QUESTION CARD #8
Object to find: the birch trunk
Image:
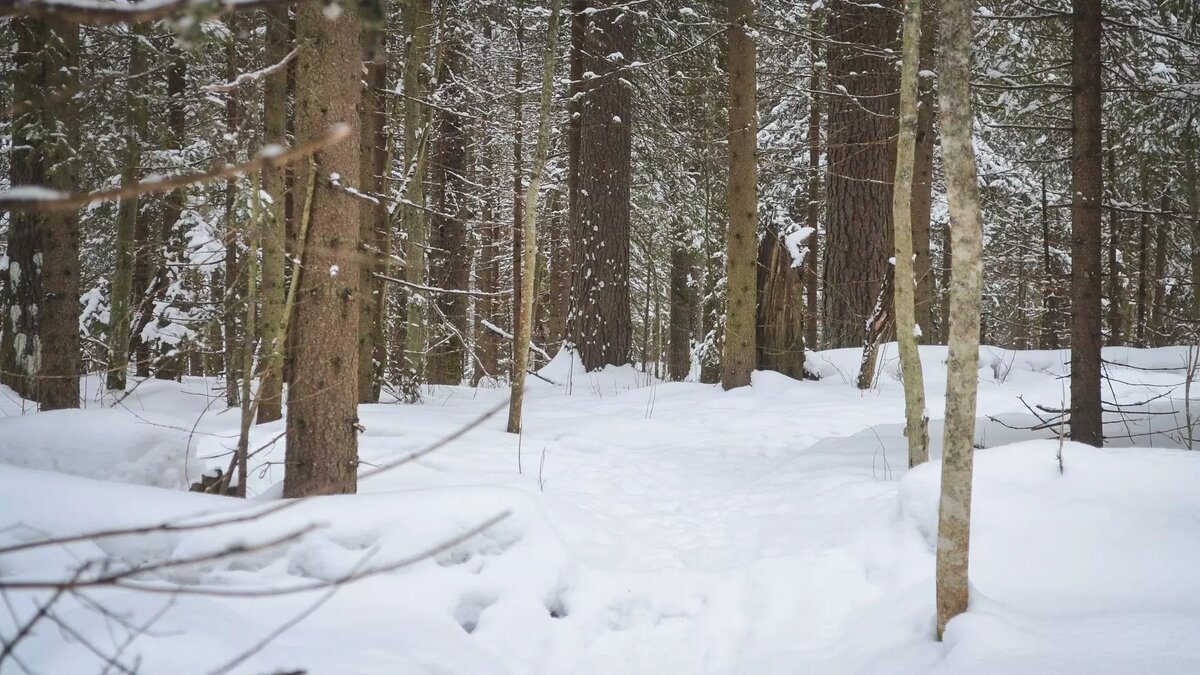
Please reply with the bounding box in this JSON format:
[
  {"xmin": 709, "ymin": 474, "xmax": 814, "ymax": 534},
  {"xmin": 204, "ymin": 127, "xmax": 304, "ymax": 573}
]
[
  {"xmin": 508, "ymin": 0, "xmax": 561, "ymax": 434},
  {"xmin": 935, "ymin": 0, "xmax": 984, "ymax": 639},
  {"xmin": 893, "ymin": 0, "xmax": 929, "ymax": 467}
]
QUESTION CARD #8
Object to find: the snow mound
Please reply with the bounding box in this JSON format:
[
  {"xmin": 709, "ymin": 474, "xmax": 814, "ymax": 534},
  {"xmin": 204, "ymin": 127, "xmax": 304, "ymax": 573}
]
[
  {"xmin": 0, "ymin": 408, "xmax": 204, "ymax": 489},
  {"xmin": 886, "ymin": 440, "xmax": 1200, "ymax": 674}
]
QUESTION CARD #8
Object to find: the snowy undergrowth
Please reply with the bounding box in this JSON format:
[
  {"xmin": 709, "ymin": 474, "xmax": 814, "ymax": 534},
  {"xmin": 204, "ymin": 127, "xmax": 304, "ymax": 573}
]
[{"xmin": 2, "ymin": 345, "xmax": 1200, "ymax": 673}]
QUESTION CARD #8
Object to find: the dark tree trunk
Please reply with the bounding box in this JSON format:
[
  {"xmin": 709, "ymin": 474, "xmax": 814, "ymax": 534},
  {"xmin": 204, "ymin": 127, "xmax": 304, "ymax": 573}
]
[
  {"xmin": 1069, "ymin": 0, "xmax": 1103, "ymax": 446},
  {"xmin": 823, "ymin": 0, "xmax": 900, "ymax": 348},
  {"xmin": 427, "ymin": 39, "xmax": 468, "ymax": 385},
  {"xmin": 569, "ymin": 0, "xmax": 634, "ymax": 371}
]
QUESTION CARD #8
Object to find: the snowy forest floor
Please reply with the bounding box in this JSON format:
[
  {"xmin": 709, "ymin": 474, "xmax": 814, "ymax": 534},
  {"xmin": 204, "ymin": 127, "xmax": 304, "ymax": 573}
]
[{"xmin": 3, "ymin": 345, "xmax": 1200, "ymax": 674}]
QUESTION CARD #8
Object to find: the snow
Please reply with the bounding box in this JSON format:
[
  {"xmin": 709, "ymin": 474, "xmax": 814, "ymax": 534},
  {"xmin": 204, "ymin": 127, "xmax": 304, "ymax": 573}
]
[{"xmin": 3, "ymin": 346, "xmax": 1200, "ymax": 673}]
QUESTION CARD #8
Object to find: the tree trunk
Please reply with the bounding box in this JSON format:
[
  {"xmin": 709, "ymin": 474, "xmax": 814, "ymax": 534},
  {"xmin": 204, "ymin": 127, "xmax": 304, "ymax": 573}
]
[
  {"xmin": 152, "ymin": 46, "xmax": 188, "ymax": 382},
  {"xmin": 756, "ymin": 223, "xmax": 805, "ymax": 380},
  {"xmin": 856, "ymin": 267, "xmax": 893, "ymax": 390},
  {"xmin": 823, "ymin": 0, "xmax": 900, "ymax": 348},
  {"xmin": 357, "ymin": 25, "xmax": 389, "ymax": 402},
  {"xmin": 1069, "ymin": 0, "xmax": 1103, "ymax": 447},
  {"xmin": 1040, "ymin": 174, "xmax": 1060, "ymax": 349},
  {"xmin": 667, "ymin": 218, "xmax": 696, "ymax": 382},
  {"xmin": 4, "ymin": 19, "xmax": 80, "ymax": 408},
  {"xmin": 283, "ymin": 3, "xmax": 363, "ymax": 497},
  {"xmin": 935, "ymin": 0, "xmax": 984, "ymax": 639},
  {"xmin": 257, "ymin": 4, "xmax": 290, "ymax": 423},
  {"xmin": 508, "ymin": 0, "xmax": 561, "ymax": 434},
  {"xmin": 1105, "ymin": 150, "xmax": 1124, "ymax": 346},
  {"xmin": 893, "ymin": 0, "xmax": 929, "ymax": 467},
  {"xmin": 1135, "ymin": 172, "xmax": 1150, "ymax": 346},
  {"xmin": 804, "ymin": 36, "xmax": 821, "ymax": 351},
  {"xmin": 400, "ymin": 0, "xmax": 433, "ymax": 399},
  {"xmin": 569, "ymin": 0, "xmax": 634, "ymax": 371},
  {"xmin": 1150, "ymin": 193, "xmax": 1170, "ymax": 346},
  {"xmin": 428, "ymin": 36, "xmax": 468, "ymax": 385},
  {"xmin": 722, "ymin": 0, "xmax": 758, "ymax": 390},
  {"xmin": 912, "ymin": 0, "xmax": 938, "ymax": 343}
]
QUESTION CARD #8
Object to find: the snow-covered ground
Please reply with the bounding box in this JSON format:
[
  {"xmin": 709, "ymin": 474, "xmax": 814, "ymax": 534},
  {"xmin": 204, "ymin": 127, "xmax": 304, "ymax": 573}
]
[{"xmin": 2, "ymin": 345, "xmax": 1200, "ymax": 674}]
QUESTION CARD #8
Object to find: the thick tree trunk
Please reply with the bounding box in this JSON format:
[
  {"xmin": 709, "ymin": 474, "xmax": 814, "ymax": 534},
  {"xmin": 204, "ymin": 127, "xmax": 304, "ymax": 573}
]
[
  {"xmin": 257, "ymin": 4, "xmax": 290, "ymax": 423},
  {"xmin": 722, "ymin": 0, "xmax": 758, "ymax": 390},
  {"xmin": 893, "ymin": 0, "xmax": 929, "ymax": 467},
  {"xmin": 1069, "ymin": 0, "xmax": 1103, "ymax": 447},
  {"xmin": 4, "ymin": 19, "xmax": 80, "ymax": 408},
  {"xmin": 283, "ymin": 3, "xmax": 362, "ymax": 497},
  {"xmin": 569, "ymin": 0, "xmax": 634, "ymax": 371},
  {"xmin": 823, "ymin": 0, "xmax": 900, "ymax": 348},
  {"xmin": 935, "ymin": 0, "xmax": 984, "ymax": 639}
]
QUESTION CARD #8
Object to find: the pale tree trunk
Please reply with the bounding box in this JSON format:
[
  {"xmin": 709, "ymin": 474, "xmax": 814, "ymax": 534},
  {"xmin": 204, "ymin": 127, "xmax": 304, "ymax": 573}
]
[
  {"xmin": 257, "ymin": 4, "xmax": 289, "ymax": 424},
  {"xmin": 722, "ymin": 0, "xmax": 758, "ymax": 390},
  {"xmin": 508, "ymin": 0, "xmax": 561, "ymax": 434},
  {"xmin": 1069, "ymin": 0, "xmax": 1103, "ymax": 446},
  {"xmin": 893, "ymin": 0, "xmax": 929, "ymax": 467},
  {"xmin": 935, "ymin": 0, "xmax": 984, "ymax": 639},
  {"xmin": 283, "ymin": 3, "xmax": 362, "ymax": 497}
]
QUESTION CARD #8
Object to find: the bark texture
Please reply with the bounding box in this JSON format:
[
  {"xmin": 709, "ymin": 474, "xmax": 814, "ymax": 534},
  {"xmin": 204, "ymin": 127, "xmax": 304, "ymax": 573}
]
[
  {"xmin": 569, "ymin": 0, "xmax": 634, "ymax": 371},
  {"xmin": 935, "ymin": 0, "xmax": 984, "ymax": 639},
  {"xmin": 823, "ymin": 0, "xmax": 900, "ymax": 348},
  {"xmin": 283, "ymin": 4, "xmax": 362, "ymax": 498},
  {"xmin": 1069, "ymin": 0, "xmax": 1103, "ymax": 446},
  {"xmin": 722, "ymin": 0, "xmax": 758, "ymax": 390},
  {"xmin": 893, "ymin": 0, "xmax": 929, "ymax": 467},
  {"xmin": 756, "ymin": 224, "xmax": 805, "ymax": 380}
]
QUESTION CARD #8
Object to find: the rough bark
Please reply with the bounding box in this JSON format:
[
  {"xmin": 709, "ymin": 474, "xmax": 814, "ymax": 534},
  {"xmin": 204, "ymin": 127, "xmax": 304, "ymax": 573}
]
[
  {"xmin": 667, "ymin": 219, "xmax": 697, "ymax": 382},
  {"xmin": 893, "ymin": 0, "xmax": 929, "ymax": 467},
  {"xmin": 105, "ymin": 26, "xmax": 150, "ymax": 392},
  {"xmin": 428, "ymin": 36, "xmax": 468, "ymax": 385},
  {"xmin": 283, "ymin": 2, "xmax": 362, "ymax": 497},
  {"xmin": 935, "ymin": 0, "xmax": 983, "ymax": 639},
  {"xmin": 1069, "ymin": 0, "xmax": 1103, "ymax": 447},
  {"xmin": 756, "ymin": 224, "xmax": 805, "ymax": 380},
  {"xmin": 569, "ymin": 0, "xmax": 634, "ymax": 371},
  {"xmin": 4, "ymin": 19, "xmax": 80, "ymax": 408},
  {"xmin": 804, "ymin": 35, "xmax": 821, "ymax": 352},
  {"xmin": 823, "ymin": 0, "xmax": 900, "ymax": 348},
  {"xmin": 357, "ymin": 25, "xmax": 389, "ymax": 401},
  {"xmin": 912, "ymin": 0, "xmax": 938, "ymax": 343},
  {"xmin": 257, "ymin": 4, "xmax": 289, "ymax": 424},
  {"xmin": 722, "ymin": 0, "xmax": 758, "ymax": 390}
]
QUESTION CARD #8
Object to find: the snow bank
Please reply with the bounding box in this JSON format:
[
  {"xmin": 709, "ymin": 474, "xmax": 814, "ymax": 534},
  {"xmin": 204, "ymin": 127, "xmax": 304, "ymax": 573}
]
[
  {"xmin": 0, "ymin": 408, "xmax": 204, "ymax": 488},
  {"xmin": 885, "ymin": 441, "xmax": 1200, "ymax": 674}
]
